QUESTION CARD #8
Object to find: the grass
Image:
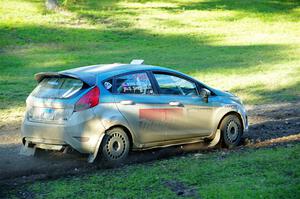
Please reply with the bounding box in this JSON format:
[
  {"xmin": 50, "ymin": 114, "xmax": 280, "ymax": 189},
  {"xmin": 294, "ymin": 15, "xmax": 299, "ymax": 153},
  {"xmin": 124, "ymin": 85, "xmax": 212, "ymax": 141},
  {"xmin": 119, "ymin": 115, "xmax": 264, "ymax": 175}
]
[
  {"xmin": 0, "ymin": 0, "xmax": 299, "ymax": 126},
  {"xmin": 0, "ymin": 1, "xmax": 299, "ymax": 197},
  {"xmin": 3, "ymin": 144, "xmax": 300, "ymax": 198}
]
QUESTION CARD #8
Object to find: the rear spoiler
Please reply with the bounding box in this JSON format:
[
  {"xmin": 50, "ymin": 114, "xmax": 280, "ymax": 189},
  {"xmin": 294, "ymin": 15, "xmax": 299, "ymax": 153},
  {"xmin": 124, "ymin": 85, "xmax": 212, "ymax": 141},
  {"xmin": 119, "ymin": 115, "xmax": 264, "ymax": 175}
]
[{"xmin": 35, "ymin": 72, "xmax": 96, "ymax": 86}]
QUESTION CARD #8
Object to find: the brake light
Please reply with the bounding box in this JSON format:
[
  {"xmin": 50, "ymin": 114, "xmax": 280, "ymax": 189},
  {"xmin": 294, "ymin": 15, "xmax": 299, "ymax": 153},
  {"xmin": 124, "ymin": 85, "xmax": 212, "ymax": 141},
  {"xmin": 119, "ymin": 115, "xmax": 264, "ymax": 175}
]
[{"xmin": 74, "ymin": 86, "xmax": 100, "ymax": 112}]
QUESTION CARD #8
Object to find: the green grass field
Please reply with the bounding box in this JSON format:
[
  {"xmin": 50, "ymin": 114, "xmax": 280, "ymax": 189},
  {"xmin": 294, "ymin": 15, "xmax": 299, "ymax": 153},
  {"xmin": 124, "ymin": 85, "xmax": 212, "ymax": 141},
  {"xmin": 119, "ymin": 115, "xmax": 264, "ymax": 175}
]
[
  {"xmin": 4, "ymin": 144, "xmax": 300, "ymax": 198},
  {"xmin": 0, "ymin": 0, "xmax": 300, "ymax": 127},
  {"xmin": 1, "ymin": 1, "xmax": 300, "ymax": 198}
]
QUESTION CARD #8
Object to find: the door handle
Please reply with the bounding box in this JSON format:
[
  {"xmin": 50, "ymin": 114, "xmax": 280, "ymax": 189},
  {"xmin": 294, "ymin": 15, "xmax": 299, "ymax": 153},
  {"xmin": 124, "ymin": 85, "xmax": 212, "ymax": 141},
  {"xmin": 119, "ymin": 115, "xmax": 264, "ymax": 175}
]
[
  {"xmin": 169, "ymin": 101, "xmax": 183, "ymax": 107},
  {"xmin": 120, "ymin": 100, "xmax": 135, "ymax": 105}
]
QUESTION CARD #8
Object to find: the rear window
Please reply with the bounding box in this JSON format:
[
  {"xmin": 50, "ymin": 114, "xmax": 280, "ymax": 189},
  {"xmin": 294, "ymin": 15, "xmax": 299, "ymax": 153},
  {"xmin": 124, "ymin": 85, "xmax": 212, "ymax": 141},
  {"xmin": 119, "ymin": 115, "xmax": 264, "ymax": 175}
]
[{"xmin": 31, "ymin": 77, "xmax": 84, "ymax": 99}]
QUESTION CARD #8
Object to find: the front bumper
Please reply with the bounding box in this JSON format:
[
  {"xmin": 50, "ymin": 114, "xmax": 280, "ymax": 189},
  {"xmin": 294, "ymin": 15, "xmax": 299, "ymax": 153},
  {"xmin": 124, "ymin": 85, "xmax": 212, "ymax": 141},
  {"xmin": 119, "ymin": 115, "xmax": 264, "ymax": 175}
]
[{"xmin": 21, "ymin": 109, "xmax": 106, "ymax": 154}]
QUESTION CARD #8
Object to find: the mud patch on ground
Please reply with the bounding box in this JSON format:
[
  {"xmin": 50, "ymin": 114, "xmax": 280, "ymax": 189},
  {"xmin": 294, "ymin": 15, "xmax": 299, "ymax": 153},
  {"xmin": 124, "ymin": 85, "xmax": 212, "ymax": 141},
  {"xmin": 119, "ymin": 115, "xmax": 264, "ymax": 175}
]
[
  {"xmin": 244, "ymin": 102, "xmax": 300, "ymax": 144},
  {"xmin": 163, "ymin": 180, "xmax": 201, "ymax": 198}
]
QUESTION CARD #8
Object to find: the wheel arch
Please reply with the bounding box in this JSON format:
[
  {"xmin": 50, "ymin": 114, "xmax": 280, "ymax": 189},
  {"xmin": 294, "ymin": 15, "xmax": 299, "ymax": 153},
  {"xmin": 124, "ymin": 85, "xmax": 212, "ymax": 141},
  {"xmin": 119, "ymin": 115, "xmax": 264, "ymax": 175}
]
[
  {"xmin": 105, "ymin": 124, "xmax": 134, "ymax": 149},
  {"xmin": 88, "ymin": 124, "xmax": 134, "ymax": 163},
  {"xmin": 217, "ymin": 111, "xmax": 244, "ymax": 130}
]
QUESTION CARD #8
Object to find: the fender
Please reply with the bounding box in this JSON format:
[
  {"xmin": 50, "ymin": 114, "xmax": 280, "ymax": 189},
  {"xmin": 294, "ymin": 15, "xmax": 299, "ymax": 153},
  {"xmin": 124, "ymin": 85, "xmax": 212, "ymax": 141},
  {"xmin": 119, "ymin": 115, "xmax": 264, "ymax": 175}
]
[
  {"xmin": 88, "ymin": 103, "xmax": 136, "ymax": 163},
  {"xmin": 87, "ymin": 118, "xmax": 135, "ymax": 163},
  {"xmin": 94, "ymin": 103, "xmax": 134, "ymax": 134},
  {"xmin": 207, "ymin": 104, "xmax": 247, "ymax": 140}
]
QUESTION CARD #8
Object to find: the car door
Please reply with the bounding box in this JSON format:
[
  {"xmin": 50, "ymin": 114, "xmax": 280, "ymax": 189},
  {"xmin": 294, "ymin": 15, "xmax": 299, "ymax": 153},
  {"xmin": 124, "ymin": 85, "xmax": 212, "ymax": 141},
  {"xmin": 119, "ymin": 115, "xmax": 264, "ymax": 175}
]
[
  {"xmin": 152, "ymin": 72, "xmax": 215, "ymax": 141},
  {"xmin": 113, "ymin": 71, "xmax": 171, "ymax": 145}
]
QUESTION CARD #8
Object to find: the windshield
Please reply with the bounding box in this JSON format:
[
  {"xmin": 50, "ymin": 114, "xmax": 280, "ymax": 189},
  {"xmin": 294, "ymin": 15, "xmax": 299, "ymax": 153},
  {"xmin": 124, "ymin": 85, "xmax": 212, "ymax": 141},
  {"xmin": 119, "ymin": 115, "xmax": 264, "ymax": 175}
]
[{"xmin": 31, "ymin": 77, "xmax": 84, "ymax": 99}]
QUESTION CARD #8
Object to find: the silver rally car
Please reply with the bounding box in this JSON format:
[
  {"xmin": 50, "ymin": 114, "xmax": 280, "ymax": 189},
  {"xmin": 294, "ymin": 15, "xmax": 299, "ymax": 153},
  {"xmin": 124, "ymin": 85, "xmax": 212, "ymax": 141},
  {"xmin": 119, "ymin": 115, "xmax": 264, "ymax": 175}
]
[{"xmin": 21, "ymin": 60, "xmax": 248, "ymax": 165}]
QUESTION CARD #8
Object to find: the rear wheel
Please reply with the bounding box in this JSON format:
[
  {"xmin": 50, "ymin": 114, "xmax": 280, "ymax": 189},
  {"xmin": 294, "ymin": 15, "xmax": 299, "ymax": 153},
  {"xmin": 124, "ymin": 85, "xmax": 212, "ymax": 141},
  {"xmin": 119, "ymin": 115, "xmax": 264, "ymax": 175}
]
[
  {"xmin": 100, "ymin": 127, "xmax": 130, "ymax": 167},
  {"xmin": 220, "ymin": 114, "xmax": 243, "ymax": 148}
]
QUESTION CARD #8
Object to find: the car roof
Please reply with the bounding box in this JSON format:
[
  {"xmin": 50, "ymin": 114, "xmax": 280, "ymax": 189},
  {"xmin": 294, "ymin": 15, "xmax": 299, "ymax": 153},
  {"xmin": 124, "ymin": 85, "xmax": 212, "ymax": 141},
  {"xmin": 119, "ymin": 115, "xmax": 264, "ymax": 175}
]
[
  {"xmin": 64, "ymin": 63, "xmax": 167, "ymax": 77},
  {"xmin": 35, "ymin": 63, "xmax": 183, "ymax": 86}
]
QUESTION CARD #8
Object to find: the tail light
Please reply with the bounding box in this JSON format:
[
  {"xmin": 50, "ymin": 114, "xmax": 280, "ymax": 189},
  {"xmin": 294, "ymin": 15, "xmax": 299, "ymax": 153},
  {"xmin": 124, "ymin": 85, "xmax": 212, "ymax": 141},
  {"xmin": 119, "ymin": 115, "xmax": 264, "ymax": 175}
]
[{"xmin": 74, "ymin": 86, "xmax": 100, "ymax": 112}]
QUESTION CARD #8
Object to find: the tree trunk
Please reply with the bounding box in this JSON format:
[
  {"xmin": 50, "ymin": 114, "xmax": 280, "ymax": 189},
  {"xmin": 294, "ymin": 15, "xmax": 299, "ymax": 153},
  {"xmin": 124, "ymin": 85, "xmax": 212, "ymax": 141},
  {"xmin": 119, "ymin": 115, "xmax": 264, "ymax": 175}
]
[{"xmin": 45, "ymin": 0, "xmax": 58, "ymax": 10}]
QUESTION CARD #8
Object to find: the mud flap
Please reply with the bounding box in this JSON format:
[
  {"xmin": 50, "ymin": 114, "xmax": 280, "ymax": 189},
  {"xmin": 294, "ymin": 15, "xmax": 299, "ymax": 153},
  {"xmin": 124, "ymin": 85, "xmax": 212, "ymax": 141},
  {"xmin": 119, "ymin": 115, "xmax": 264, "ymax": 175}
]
[
  {"xmin": 87, "ymin": 134, "xmax": 105, "ymax": 163},
  {"xmin": 206, "ymin": 129, "xmax": 221, "ymax": 148},
  {"xmin": 19, "ymin": 141, "xmax": 36, "ymax": 156}
]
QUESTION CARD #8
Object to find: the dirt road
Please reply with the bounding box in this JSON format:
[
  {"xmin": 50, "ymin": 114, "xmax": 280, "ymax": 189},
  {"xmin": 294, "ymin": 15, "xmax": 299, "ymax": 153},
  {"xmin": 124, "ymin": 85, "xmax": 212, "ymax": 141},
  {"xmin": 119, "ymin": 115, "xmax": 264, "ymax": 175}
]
[{"xmin": 0, "ymin": 102, "xmax": 299, "ymax": 183}]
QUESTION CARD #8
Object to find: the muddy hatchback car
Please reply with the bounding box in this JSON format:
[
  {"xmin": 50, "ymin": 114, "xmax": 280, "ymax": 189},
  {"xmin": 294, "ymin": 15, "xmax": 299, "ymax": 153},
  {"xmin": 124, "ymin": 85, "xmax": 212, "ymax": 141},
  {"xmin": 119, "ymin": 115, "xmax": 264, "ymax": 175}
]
[{"xmin": 21, "ymin": 60, "xmax": 248, "ymax": 165}]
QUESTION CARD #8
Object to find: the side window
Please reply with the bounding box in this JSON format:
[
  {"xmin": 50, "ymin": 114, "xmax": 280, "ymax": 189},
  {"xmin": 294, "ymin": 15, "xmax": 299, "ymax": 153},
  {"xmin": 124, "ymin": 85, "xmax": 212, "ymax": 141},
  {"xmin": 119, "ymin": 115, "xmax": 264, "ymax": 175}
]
[
  {"xmin": 154, "ymin": 73, "xmax": 198, "ymax": 96},
  {"xmin": 103, "ymin": 79, "xmax": 113, "ymax": 92},
  {"xmin": 116, "ymin": 72, "xmax": 154, "ymax": 95}
]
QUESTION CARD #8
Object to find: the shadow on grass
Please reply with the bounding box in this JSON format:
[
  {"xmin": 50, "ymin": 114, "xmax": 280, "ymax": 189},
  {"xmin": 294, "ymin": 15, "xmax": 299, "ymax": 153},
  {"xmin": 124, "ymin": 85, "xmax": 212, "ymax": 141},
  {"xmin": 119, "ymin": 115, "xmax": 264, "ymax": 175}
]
[
  {"xmin": 60, "ymin": 0, "xmax": 300, "ymax": 14},
  {"xmin": 68, "ymin": 0, "xmax": 300, "ymax": 22},
  {"xmin": 142, "ymin": 0, "xmax": 300, "ymax": 21},
  {"xmin": 38, "ymin": 0, "xmax": 300, "ymax": 33},
  {"xmin": 231, "ymin": 81, "xmax": 300, "ymax": 104},
  {"xmin": 177, "ymin": 0, "xmax": 300, "ymax": 13},
  {"xmin": 0, "ymin": 23, "xmax": 297, "ymax": 110}
]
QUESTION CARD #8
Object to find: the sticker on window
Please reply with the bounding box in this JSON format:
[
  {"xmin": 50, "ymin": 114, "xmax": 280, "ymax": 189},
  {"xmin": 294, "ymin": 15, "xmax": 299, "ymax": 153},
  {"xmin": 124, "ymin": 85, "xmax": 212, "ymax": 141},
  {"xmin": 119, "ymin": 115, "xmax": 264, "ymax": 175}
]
[{"xmin": 104, "ymin": 81, "xmax": 112, "ymax": 90}]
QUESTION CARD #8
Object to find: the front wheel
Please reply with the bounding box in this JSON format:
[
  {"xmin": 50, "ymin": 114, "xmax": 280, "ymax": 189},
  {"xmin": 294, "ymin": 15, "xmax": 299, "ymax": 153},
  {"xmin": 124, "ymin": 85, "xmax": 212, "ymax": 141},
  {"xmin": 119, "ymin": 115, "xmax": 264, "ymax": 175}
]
[
  {"xmin": 100, "ymin": 127, "xmax": 130, "ymax": 167},
  {"xmin": 220, "ymin": 115, "xmax": 243, "ymax": 148}
]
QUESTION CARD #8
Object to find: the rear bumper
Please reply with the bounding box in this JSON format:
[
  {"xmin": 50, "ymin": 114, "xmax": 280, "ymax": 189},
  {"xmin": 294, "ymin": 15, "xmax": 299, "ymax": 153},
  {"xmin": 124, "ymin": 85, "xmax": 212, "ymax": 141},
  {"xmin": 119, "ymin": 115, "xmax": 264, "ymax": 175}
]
[{"xmin": 21, "ymin": 109, "xmax": 106, "ymax": 154}]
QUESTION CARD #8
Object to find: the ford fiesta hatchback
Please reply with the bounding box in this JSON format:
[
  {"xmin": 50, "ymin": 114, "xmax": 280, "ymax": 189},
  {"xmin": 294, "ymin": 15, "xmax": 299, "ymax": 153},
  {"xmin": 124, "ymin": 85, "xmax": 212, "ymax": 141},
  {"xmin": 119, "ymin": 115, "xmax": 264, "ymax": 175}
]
[{"xmin": 21, "ymin": 60, "xmax": 248, "ymax": 165}]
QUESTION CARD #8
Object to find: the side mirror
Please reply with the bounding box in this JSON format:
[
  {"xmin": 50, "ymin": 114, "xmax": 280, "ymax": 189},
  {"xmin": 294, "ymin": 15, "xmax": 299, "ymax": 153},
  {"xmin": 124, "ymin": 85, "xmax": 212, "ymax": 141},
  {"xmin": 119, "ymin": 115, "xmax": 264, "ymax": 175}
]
[{"xmin": 199, "ymin": 88, "xmax": 211, "ymax": 103}]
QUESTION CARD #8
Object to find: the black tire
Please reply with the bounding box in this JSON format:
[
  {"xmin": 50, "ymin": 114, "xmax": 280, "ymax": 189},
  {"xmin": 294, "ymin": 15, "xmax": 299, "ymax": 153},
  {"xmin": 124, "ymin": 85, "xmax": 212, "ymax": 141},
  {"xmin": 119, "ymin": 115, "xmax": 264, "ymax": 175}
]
[
  {"xmin": 220, "ymin": 114, "xmax": 243, "ymax": 148},
  {"xmin": 100, "ymin": 127, "xmax": 130, "ymax": 167}
]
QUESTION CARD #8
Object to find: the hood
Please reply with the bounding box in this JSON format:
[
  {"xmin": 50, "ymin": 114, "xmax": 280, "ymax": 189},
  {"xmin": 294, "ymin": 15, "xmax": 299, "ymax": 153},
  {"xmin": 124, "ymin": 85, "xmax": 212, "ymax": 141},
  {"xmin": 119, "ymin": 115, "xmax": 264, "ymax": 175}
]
[
  {"xmin": 212, "ymin": 88, "xmax": 243, "ymax": 104},
  {"xmin": 212, "ymin": 88, "xmax": 235, "ymax": 97}
]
